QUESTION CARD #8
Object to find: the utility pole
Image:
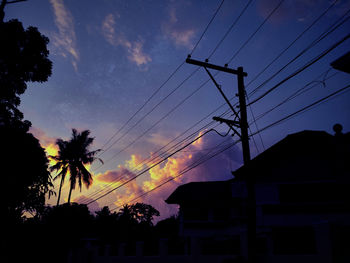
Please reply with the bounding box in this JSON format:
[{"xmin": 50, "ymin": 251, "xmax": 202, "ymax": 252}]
[{"xmin": 186, "ymin": 55, "xmax": 255, "ymax": 263}]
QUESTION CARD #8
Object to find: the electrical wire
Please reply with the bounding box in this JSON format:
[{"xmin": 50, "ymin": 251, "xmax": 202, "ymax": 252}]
[
  {"xmin": 248, "ymin": 10, "xmax": 350, "ymax": 98},
  {"xmin": 98, "ymin": 61, "xmax": 185, "ymax": 153},
  {"xmin": 97, "ymin": 67, "xmax": 199, "ymax": 157},
  {"xmin": 110, "ymin": 83, "xmax": 350, "ymax": 211},
  {"xmin": 226, "ymin": 0, "xmax": 285, "ymax": 64},
  {"xmin": 190, "ymin": 0, "xmax": 226, "ymax": 56},
  {"xmin": 85, "ymin": 128, "xmax": 229, "ymax": 205},
  {"xmin": 253, "ymin": 69, "xmax": 339, "ymax": 122},
  {"xmin": 248, "ymin": 32, "xmax": 350, "ymax": 106},
  {"xmin": 250, "ymin": 83, "xmax": 350, "ymax": 136},
  {"xmin": 79, "ymin": 105, "xmax": 234, "ymax": 203},
  {"xmin": 109, "ymin": 136, "xmax": 239, "ymax": 211},
  {"xmin": 207, "ymin": 0, "xmax": 253, "ymax": 59},
  {"xmin": 99, "ymin": 0, "xmax": 227, "ymax": 157},
  {"xmin": 246, "ymin": 0, "xmax": 340, "ymax": 88}
]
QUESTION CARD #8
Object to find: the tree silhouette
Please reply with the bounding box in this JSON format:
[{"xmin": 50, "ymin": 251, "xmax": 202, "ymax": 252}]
[
  {"xmin": 117, "ymin": 203, "xmax": 160, "ymax": 226},
  {"xmin": 1, "ymin": 125, "xmax": 54, "ymax": 223},
  {"xmin": 50, "ymin": 129, "xmax": 102, "ymax": 205},
  {"xmin": 0, "ymin": 0, "xmax": 53, "ymax": 222},
  {"xmin": 0, "ymin": 8, "xmax": 52, "ymax": 131},
  {"xmin": 49, "ymin": 139, "xmax": 69, "ymax": 206}
]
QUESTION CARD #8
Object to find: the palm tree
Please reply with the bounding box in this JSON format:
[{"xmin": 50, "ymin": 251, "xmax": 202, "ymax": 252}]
[
  {"xmin": 49, "ymin": 138, "xmax": 69, "ymax": 206},
  {"xmin": 50, "ymin": 129, "xmax": 102, "ymax": 205}
]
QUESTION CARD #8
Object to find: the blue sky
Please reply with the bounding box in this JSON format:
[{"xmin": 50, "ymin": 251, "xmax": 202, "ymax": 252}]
[{"xmin": 6, "ymin": 0, "xmax": 350, "ymax": 218}]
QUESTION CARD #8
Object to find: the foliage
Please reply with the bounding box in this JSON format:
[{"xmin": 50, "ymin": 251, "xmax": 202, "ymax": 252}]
[
  {"xmin": 50, "ymin": 129, "xmax": 102, "ymax": 204},
  {"xmin": 117, "ymin": 202, "xmax": 160, "ymax": 226},
  {"xmin": 42, "ymin": 202, "xmax": 93, "ymax": 227},
  {"xmin": 1, "ymin": 125, "xmax": 54, "ymax": 223},
  {"xmin": 0, "ymin": 18, "xmax": 52, "ymax": 131}
]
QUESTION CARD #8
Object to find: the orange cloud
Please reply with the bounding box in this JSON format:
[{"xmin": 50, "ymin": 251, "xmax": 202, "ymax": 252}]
[
  {"xmin": 95, "ymin": 166, "xmax": 136, "ymax": 183},
  {"xmin": 30, "ymin": 126, "xmax": 59, "ymax": 166},
  {"xmin": 77, "ymin": 131, "xmax": 240, "ymax": 220},
  {"xmin": 125, "ymin": 154, "xmax": 145, "ymax": 171}
]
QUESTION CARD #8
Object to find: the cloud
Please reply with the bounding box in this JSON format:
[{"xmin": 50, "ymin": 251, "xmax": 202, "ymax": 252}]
[
  {"xmin": 109, "ymin": 131, "xmax": 240, "ymax": 219},
  {"xmin": 162, "ymin": 5, "xmax": 195, "ymax": 49},
  {"xmin": 125, "ymin": 154, "xmax": 145, "ymax": 171},
  {"xmin": 101, "ymin": 13, "xmax": 116, "ymax": 46},
  {"xmin": 30, "ymin": 126, "xmax": 59, "ymax": 165},
  {"xmin": 101, "ymin": 14, "xmax": 151, "ymax": 66},
  {"xmin": 50, "ymin": 0, "xmax": 79, "ymax": 71},
  {"xmin": 30, "ymin": 126, "xmax": 56, "ymax": 148},
  {"xmin": 95, "ymin": 166, "xmax": 137, "ymax": 183},
  {"xmin": 81, "ymin": 131, "xmax": 241, "ymax": 220}
]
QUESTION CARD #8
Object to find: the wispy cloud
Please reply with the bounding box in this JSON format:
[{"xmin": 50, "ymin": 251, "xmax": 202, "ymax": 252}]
[
  {"xmin": 101, "ymin": 14, "xmax": 151, "ymax": 66},
  {"xmin": 162, "ymin": 6, "xmax": 195, "ymax": 49},
  {"xmin": 50, "ymin": 0, "xmax": 79, "ymax": 71}
]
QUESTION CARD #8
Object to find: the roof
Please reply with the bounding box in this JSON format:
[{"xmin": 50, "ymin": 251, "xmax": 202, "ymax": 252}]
[
  {"xmin": 233, "ymin": 129, "xmax": 350, "ymax": 181},
  {"xmin": 331, "ymin": 51, "xmax": 350, "ymax": 74},
  {"xmin": 165, "ymin": 128, "xmax": 350, "ymax": 205},
  {"xmin": 165, "ymin": 180, "xmax": 233, "ymax": 205}
]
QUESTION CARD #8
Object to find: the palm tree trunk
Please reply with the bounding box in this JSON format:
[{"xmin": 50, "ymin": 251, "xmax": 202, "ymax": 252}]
[
  {"xmin": 56, "ymin": 175, "xmax": 64, "ymax": 206},
  {"xmin": 67, "ymin": 184, "xmax": 73, "ymax": 204}
]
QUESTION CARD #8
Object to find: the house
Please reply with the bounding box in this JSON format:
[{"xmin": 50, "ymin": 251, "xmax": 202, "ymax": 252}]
[
  {"xmin": 68, "ymin": 125, "xmax": 350, "ymax": 263},
  {"xmin": 166, "ymin": 125, "xmax": 350, "ymax": 263}
]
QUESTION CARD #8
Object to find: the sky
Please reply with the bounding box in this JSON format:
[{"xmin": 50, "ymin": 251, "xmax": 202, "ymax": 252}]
[{"xmin": 6, "ymin": 0, "xmax": 350, "ymax": 220}]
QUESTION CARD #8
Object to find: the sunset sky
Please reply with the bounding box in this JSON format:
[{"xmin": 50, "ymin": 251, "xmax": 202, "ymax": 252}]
[{"xmin": 6, "ymin": 0, "xmax": 350, "ymax": 220}]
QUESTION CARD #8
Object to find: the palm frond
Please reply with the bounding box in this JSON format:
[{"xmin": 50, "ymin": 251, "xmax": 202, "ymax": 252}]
[{"xmin": 78, "ymin": 162, "xmax": 93, "ymax": 189}]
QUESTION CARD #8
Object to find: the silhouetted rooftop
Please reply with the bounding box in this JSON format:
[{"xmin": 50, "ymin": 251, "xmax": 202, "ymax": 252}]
[
  {"xmin": 166, "ymin": 128, "xmax": 350, "ymax": 205},
  {"xmin": 165, "ymin": 180, "xmax": 232, "ymax": 205},
  {"xmin": 233, "ymin": 129, "xmax": 350, "ymax": 182}
]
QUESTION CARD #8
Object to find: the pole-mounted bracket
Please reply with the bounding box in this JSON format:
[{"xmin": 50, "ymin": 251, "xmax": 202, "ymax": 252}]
[{"xmin": 213, "ymin": 116, "xmax": 241, "ymax": 138}]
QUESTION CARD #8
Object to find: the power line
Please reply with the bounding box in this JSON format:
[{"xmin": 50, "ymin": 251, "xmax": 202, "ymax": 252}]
[
  {"xmin": 253, "ymin": 69, "xmax": 339, "ymax": 122},
  {"xmin": 97, "ymin": 67, "xmax": 199, "ymax": 158},
  {"xmin": 81, "ymin": 120, "xmax": 228, "ymax": 203},
  {"xmin": 250, "ymin": 83, "xmax": 350, "ymax": 136},
  {"xmin": 207, "ymin": 0, "xmax": 253, "ymax": 59},
  {"xmin": 246, "ymin": 93, "xmax": 265, "ymax": 151},
  {"xmin": 99, "ymin": 0, "xmax": 227, "ymax": 157},
  {"xmin": 93, "ymin": 72, "xmax": 213, "ymax": 172},
  {"xmin": 79, "ymin": 103, "xmax": 234, "ymax": 203},
  {"xmin": 246, "ymin": 0, "xmax": 340, "ymax": 88},
  {"xmin": 227, "ymin": 0, "xmax": 285, "ymax": 64},
  {"xmin": 111, "ymin": 82, "xmax": 350, "ymax": 211},
  {"xmin": 96, "ymin": 0, "xmax": 283, "ymax": 169},
  {"xmin": 248, "ymin": 10, "xmax": 350, "ymax": 98},
  {"xmin": 83, "ymin": 0, "xmax": 336, "ymax": 204},
  {"xmin": 85, "ymin": 128, "xmax": 227, "ymax": 205},
  {"xmin": 110, "ymin": 136, "xmax": 239, "ymax": 211},
  {"xmin": 190, "ymin": 0, "xmax": 226, "ymax": 56},
  {"xmin": 98, "ymin": 61, "xmax": 185, "ymax": 153},
  {"xmin": 248, "ymin": 32, "xmax": 350, "ymax": 106}
]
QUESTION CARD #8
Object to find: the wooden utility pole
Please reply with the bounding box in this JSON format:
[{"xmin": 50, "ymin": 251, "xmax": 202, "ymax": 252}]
[{"xmin": 186, "ymin": 56, "xmax": 255, "ymax": 263}]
